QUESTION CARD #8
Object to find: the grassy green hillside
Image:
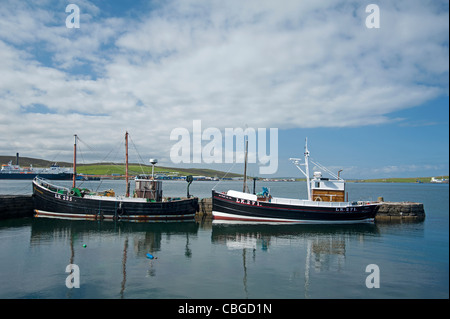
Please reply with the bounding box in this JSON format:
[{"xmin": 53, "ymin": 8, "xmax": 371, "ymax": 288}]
[
  {"xmin": 0, "ymin": 155, "xmax": 242, "ymax": 178},
  {"xmin": 76, "ymin": 163, "xmax": 242, "ymax": 178},
  {"xmin": 1, "ymin": 155, "xmax": 446, "ymax": 182},
  {"xmin": 0, "ymin": 155, "xmax": 72, "ymax": 168}
]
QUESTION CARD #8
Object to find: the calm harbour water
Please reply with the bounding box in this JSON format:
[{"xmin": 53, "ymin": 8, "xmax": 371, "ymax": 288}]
[{"xmin": 0, "ymin": 179, "xmax": 448, "ymax": 299}]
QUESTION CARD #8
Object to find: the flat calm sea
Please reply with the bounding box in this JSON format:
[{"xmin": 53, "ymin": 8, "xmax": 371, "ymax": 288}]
[{"xmin": 0, "ymin": 179, "xmax": 448, "ymax": 299}]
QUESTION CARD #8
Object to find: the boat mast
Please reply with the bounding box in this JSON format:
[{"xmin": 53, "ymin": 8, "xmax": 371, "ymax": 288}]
[
  {"xmin": 72, "ymin": 134, "xmax": 77, "ymax": 188},
  {"xmin": 304, "ymin": 138, "xmax": 311, "ymax": 201},
  {"xmin": 289, "ymin": 137, "xmax": 312, "ymax": 200},
  {"xmin": 243, "ymin": 137, "xmax": 248, "ymax": 193},
  {"xmin": 125, "ymin": 131, "xmax": 129, "ymax": 197}
]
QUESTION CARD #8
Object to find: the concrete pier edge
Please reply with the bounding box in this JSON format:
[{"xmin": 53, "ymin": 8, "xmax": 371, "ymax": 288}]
[{"xmin": 0, "ymin": 195, "xmax": 34, "ymax": 220}]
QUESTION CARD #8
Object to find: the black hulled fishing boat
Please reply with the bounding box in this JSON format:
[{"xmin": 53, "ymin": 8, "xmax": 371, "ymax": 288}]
[
  {"xmin": 212, "ymin": 139, "xmax": 379, "ymax": 224},
  {"xmin": 33, "ymin": 133, "xmax": 199, "ymax": 221}
]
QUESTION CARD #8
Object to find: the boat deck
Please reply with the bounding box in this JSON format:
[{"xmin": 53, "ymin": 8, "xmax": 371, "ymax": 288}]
[{"xmin": 225, "ymin": 190, "xmax": 373, "ymax": 208}]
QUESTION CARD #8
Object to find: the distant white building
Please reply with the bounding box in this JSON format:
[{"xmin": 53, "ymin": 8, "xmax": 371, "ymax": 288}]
[{"xmin": 431, "ymin": 177, "xmax": 449, "ymax": 183}]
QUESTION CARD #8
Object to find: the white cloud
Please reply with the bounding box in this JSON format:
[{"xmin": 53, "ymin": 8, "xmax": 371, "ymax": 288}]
[{"xmin": 0, "ymin": 0, "xmax": 448, "ymax": 168}]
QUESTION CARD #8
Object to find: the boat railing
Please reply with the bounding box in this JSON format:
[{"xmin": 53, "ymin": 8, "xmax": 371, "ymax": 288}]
[
  {"xmin": 271, "ymin": 197, "xmax": 355, "ymax": 207},
  {"xmin": 34, "ymin": 177, "xmax": 70, "ymax": 194}
]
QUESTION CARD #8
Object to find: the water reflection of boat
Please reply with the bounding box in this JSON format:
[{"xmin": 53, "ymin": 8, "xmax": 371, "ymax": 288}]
[
  {"xmin": 211, "ymin": 222, "xmax": 379, "ymax": 298},
  {"xmin": 211, "ymin": 222, "xmax": 379, "ymax": 249},
  {"xmin": 30, "ymin": 218, "xmax": 199, "ymax": 245},
  {"xmin": 211, "ymin": 223, "xmax": 379, "ymax": 268},
  {"xmin": 29, "ymin": 218, "xmax": 199, "ymax": 298}
]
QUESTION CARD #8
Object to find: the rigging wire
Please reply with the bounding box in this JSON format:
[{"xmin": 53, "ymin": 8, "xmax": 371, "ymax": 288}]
[
  {"xmin": 309, "ymin": 156, "xmax": 341, "ymax": 180},
  {"xmin": 128, "ymin": 134, "xmax": 147, "ymax": 175},
  {"xmin": 212, "ymin": 161, "xmax": 237, "ymax": 190},
  {"xmin": 49, "ymin": 151, "xmax": 62, "ymax": 166},
  {"xmin": 65, "ymin": 133, "xmax": 157, "ymax": 194},
  {"xmin": 102, "ymin": 138, "xmax": 126, "ymax": 176},
  {"xmin": 8, "ymin": 183, "xmax": 31, "ymax": 195}
]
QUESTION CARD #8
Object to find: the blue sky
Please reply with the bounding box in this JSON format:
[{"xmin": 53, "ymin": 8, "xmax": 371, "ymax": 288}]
[{"xmin": 0, "ymin": 0, "xmax": 448, "ymax": 179}]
